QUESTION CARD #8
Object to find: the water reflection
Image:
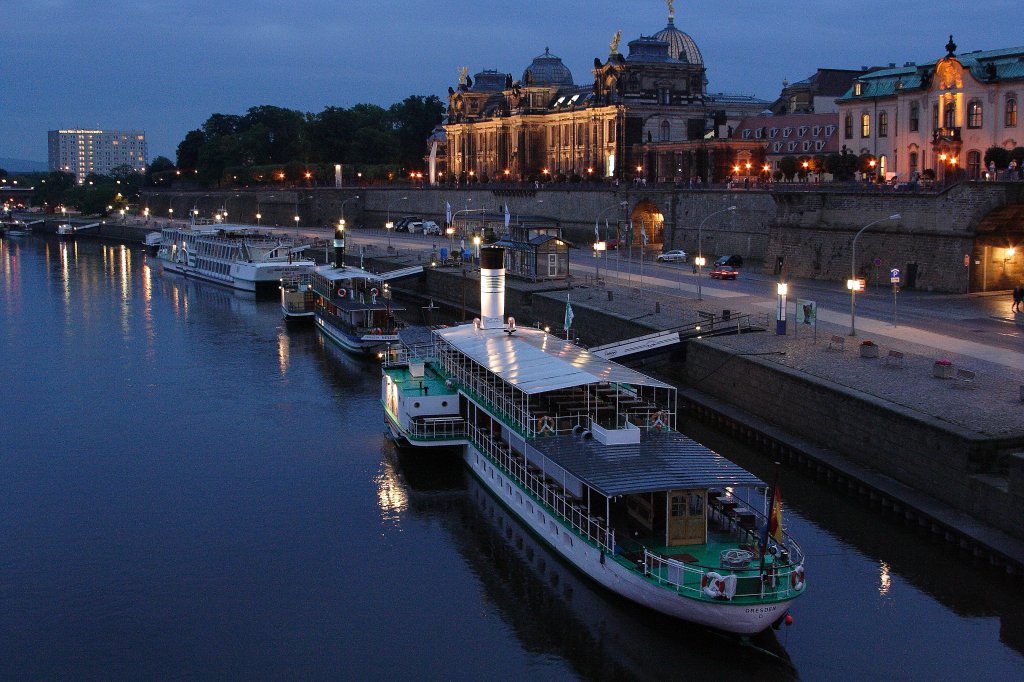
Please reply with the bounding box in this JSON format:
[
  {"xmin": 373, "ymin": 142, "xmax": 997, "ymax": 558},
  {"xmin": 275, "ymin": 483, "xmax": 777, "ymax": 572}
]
[{"xmin": 388, "ymin": 446, "xmax": 795, "ymax": 681}]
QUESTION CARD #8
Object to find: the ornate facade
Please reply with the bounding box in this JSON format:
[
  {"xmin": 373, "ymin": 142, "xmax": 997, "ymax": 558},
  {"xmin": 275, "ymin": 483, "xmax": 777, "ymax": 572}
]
[
  {"xmin": 836, "ymin": 37, "xmax": 1024, "ymax": 181},
  {"xmin": 442, "ymin": 5, "xmax": 767, "ymax": 184}
]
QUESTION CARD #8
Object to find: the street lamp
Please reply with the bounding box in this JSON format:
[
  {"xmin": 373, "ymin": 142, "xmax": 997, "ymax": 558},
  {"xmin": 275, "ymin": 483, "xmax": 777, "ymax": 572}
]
[
  {"xmin": 696, "ymin": 205, "xmax": 737, "ymax": 300},
  {"xmin": 385, "ymin": 195, "xmax": 407, "ymax": 250},
  {"xmin": 340, "ymin": 195, "xmax": 359, "ymax": 228},
  {"xmin": 255, "ymin": 212, "xmax": 261, "ymax": 225},
  {"xmin": 776, "ymin": 282, "xmax": 788, "ymax": 335},
  {"xmin": 849, "ymin": 213, "xmax": 901, "ymax": 336}
]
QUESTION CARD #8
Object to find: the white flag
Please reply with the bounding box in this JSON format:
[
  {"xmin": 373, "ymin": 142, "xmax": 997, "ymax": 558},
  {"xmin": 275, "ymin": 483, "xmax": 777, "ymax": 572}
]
[
  {"xmin": 563, "ymin": 295, "xmax": 574, "ymax": 331},
  {"xmin": 504, "ymin": 202, "xmax": 510, "ymax": 229},
  {"xmin": 445, "ymin": 201, "xmax": 452, "ymax": 225},
  {"xmin": 641, "ymin": 225, "xmax": 648, "ymax": 246},
  {"xmin": 594, "ymin": 220, "xmax": 600, "ymax": 241}
]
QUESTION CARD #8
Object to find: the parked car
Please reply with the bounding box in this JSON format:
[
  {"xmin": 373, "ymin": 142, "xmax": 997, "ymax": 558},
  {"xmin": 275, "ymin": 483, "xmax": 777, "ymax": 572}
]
[
  {"xmin": 709, "ymin": 265, "xmax": 739, "ymax": 280},
  {"xmin": 605, "ymin": 238, "xmax": 619, "ymax": 249},
  {"xmin": 421, "ymin": 220, "xmax": 442, "ymax": 235},
  {"xmin": 714, "ymin": 254, "xmax": 744, "ymax": 267},
  {"xmin": 393, "ymin": 216, "xmax": 420, "ymax": 232},
  {"xmin": 656, "ymin": 249, "xmax": 688, "ymax": 263},
  {"xmin": 406, "ymin": 221, "xmax": 423, "ymax": 234}
]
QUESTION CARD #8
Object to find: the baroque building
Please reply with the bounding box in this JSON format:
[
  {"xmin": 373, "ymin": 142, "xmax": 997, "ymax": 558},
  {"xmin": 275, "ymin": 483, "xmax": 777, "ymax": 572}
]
[
  {"xmin": 836, "ymin": 37, "xmax": 1024, "ymax": 181},
  {"xmin": 442, "ymin": 4, "xmax": 767, "ymax": 185}
]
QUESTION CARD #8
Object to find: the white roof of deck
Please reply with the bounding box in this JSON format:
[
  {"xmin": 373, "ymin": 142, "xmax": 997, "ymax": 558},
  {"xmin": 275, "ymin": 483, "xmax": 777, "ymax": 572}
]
[{"xmin": 435, "ymin": 324, "xmax": 672, "ymax": 395}]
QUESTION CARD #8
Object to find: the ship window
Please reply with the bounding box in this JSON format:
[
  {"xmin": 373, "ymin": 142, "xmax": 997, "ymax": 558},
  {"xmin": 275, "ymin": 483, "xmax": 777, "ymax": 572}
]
[
  {"xmin": 441, "ymin": 401, "xmax": 448, "ymax": 407},
  {"xmin": 671, "ymin": 495, "xmax": 686, "ymax": 516},
  {"xmin": 550, "ymin": 521, "xmax": 558, "ymax": 535},
  {"xmin": 527, "ymin": 502, "xmax": 533, "ymax": 513},
  {"xmin": 413, "ymin": 402, "xmax": 420, "ymax": 408},
  {"xmin": 516, "ymin": 492, "xmax": 523, "ymax": 504}
]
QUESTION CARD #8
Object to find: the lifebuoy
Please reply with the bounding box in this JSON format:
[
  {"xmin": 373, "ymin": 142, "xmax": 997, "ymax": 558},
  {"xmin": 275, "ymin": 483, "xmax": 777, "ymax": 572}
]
[
  {"xmin": 701, "ymin": 571, "xmax": 727, "ymax": 600},
  {"xmin": 373, "ymin": 328, "xmax": 382, "ymax": 335},
  {"xmin": 370, "ymin": 287, "xmax": 379, "ymax": 297},
  {"xmin": 790, "ymin": 564, "xmax": 805, "ymax": 591},
  {"xmin": 336, "ymin": 288, "xmax": 346, "ymax": 298},
  {"xmin": 649, "ymin": 410, "xmax": 667, "ymax": 431},
  {"xmin": 537, "ymin": 416, "xmax": 556, "ymax": 434}
]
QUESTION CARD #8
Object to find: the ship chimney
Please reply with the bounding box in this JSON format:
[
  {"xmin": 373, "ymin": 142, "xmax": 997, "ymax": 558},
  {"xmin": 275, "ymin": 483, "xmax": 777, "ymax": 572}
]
[{"xmin": 479, "ymin": 246, "xmax": 505, "ymax": 329}]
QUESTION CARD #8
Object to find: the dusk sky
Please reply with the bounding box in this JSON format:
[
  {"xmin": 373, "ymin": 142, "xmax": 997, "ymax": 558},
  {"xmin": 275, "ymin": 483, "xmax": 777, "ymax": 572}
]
[{"xmin": 3, "ymin": 0, "xmax": 1023, "ymax": 165}]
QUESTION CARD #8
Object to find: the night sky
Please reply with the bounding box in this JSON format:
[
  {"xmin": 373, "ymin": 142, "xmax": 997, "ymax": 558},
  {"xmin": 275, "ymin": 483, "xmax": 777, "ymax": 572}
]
[{"xmin": 3, "ymin": 0, "xmax": 1022, "ymax": 163}]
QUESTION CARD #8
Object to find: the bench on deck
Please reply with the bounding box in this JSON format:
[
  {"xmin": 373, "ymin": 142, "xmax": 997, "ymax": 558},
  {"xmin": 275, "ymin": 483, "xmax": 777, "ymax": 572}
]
[
  {"xmin": 884, "ymin": 349, "xmax": 905, "ymax": 368},
  {"xmin": 827, "ymin": 335, "xmax": 846, "ymax": 352},
  {"xmin": 954, "ymin": 368, "xmax": 977, "ymax": 389}
]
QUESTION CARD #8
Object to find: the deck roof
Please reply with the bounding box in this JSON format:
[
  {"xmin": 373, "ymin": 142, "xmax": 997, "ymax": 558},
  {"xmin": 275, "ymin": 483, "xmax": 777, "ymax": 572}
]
[
  {"xmin": 532, "ymin": 431, "xmax": 765, "ymax": 496},
  {"xmin": 435, "ymin": 325, "xmax": 672, "ymax": 395}
]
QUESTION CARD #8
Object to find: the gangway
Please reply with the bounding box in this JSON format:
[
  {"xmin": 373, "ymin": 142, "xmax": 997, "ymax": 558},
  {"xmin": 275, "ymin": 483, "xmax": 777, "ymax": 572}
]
[{"xmin": 588, "ymin": 311, "xmax": 765, "ymax": 361}]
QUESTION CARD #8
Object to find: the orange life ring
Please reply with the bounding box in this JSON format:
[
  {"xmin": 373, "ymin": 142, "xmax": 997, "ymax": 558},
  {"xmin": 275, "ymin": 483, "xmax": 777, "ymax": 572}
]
[
  {"xmin": 537, "ymin": 415, "xmax": 556, "ymax": 434},
  {"xmin": 649, "ymin": 411, "xmax": 667, "ymax": 430},
  {"xmin": 373, "ymin": 327, "xmax": 382, "ymax": 335},
  {"xmin": 370, "ymin": 287, "xmax": 379, "ymax": 297},
  {"xmin": 336, "ymin": 287, "xmax": 346, "ymax": 298}
]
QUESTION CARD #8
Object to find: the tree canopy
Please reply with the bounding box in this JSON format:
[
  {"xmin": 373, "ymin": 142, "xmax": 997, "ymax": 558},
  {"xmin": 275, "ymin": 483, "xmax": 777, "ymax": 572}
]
[{"xmin": 175, "ymin": 97, "xmax": 445, "ymax": 187}]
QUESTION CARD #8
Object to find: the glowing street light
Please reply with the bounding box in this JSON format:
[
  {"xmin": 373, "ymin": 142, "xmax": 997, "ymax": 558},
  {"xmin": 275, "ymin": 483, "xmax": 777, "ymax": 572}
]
[
  {"xmin": 696, "ymin": 205, "xmax": 737, "ymax": 300},
  {"xmin": 849, "ymin": 214, "xmax": 901, "ymax": 336}
]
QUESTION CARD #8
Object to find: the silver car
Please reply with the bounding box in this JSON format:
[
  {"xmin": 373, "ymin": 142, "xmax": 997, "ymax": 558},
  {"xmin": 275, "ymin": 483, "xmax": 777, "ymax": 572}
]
[{"xmin": 656, "ymin": 249, "xmax": 688, "ymax": 263}]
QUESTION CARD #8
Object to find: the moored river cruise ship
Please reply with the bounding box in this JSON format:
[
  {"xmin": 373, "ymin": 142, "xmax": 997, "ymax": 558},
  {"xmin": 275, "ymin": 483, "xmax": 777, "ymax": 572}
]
[
  {"xmin": 154, "ymin": 221, "xmax": 315, "ymax": 296},
  {"xmin": 380, "ymin": 247, "xmax": 805, "ymax": 636}
]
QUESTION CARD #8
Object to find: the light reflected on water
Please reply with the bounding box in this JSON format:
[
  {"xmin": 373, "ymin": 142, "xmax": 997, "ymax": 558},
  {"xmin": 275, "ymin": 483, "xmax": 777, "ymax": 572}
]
[
  {"xmin": 879, "ymin": 560, "xmax": 892, "ymax": 598},
  {"xmin": 277, "ymin": 329, "xmax": 290, "ymax": 375},
  {"xmin": 375, "ymin": 455, "xmax": 408, "ymax": 524}
]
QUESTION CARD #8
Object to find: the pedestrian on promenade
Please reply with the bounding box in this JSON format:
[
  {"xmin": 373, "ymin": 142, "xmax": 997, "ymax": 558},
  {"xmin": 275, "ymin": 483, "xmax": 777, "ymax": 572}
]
[{"xmin": 1013, "ymin": 284, "xmax": 1023, "ymax": 312}]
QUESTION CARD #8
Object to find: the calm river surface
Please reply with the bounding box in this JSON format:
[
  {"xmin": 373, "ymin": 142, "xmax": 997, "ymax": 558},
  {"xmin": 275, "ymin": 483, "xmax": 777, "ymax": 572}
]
[{"xmin": 2, "ymin": 234, "xmax": 1023, "ymax": 680}]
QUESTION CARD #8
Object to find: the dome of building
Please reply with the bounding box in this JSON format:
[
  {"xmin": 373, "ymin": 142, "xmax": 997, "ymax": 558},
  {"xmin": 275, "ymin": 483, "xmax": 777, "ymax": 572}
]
[
  {"xmin": 653, "ymin": 16, "xmax": 703, "ymax": 65},
  {"xmin": 522, "ymin": 47, "xmax": 574, "ymax": 86},
  {"xmin": 473, "ymin": 69, "xmax": 507, "ymax": 92}
]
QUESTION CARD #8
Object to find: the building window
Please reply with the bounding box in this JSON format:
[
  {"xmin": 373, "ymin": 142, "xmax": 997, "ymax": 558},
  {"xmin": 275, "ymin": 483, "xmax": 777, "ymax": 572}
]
[
  {"xmin": 933, "ymin": 104, "xmax": 939, "ymax": 130},
  {"xmin": 967, "ymin": 150, "xmax": 981, "ymax": 179},
  {"xmin": 854, "ymin": 81, "xmax": 862, "ymax": 96},
  {"xmin": 861, "ymin": 112, "xmax": 870, "ymax": 138},
  {"xmin": 660, "ymin": 119, "xmax": 670, "ymax": 142},
  {"xmin": 909, "ymin": 151, "xmax": 918, "ymax": 175},
  {"xmin": 844, "ymin": 113, "xmax": 853, "ymax": 139},
  {"xmin": 878, "ymin": 111, "xmax": 888, "ymax": 137},
  {"xmin": 1006, "ymin": 97, "xmax": 1018, "ymax": 127},
  {"xmin": 967, "ymin": 100, "xmax": 983, "ymax": 128},
  {"xmin": 944, "ymin": 102, "xmax": 956, "ymax": 128},
  {"xmin": 909, "ymin": 104, "xmax": 919, "ymax": 132}
]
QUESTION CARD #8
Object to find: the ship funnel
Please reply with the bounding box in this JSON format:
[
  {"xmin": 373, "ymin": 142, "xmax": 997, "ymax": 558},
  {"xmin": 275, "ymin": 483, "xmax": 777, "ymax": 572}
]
[{"xmin": 479, "ymin": 247, "xmax": 505, "ymax": 329}]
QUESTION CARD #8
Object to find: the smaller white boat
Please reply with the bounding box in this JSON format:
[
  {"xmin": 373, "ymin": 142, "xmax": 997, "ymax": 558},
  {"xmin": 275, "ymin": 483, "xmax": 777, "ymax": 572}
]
[
  {"xmin": 144, "ymin": 231, "xmax": 162, "ymax": 255},
  {"xmin": 57, "ymin": 223, "xmax": 75, "ymax": 237},
  {"xmin": 279, "ymin": 272, "xmax": 316, "ymax": 321}
]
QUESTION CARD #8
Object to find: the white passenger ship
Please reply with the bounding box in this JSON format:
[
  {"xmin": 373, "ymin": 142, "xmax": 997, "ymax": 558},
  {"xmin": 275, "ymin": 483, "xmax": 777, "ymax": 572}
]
[
  {"xmin": 154, "ymin": 220, "xmax": 315, "ymax": 296},
  {"xmin": 380, "ymin": 247, "xmax": 805, "ymax": 635}
]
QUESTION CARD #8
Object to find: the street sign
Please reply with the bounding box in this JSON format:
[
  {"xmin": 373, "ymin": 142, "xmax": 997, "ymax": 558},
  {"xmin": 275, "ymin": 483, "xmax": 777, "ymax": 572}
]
[
  {"xmin": 874, "ymin": 257, "xmax": 882, "ymax": 267},
  {"xmin": 890, "ymin": 267, "xmax": 901, "ymax": 284},
  {"xmin": 964, "ymin": 254, "xmax": 970, "ymax": 267}
]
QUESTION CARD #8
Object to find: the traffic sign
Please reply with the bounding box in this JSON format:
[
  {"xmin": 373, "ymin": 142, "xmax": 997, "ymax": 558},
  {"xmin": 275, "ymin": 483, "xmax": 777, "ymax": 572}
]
[
  {"xmin": 890, "ymin": 267, "xmax": 901, "ymax": 284},
  {"xmin": 873, "ymin": 257, "xmax": 882, "ymax": 267},
  {"xmin": 964, "ymin": 254, "xmax": 970, "ymax": 267}
]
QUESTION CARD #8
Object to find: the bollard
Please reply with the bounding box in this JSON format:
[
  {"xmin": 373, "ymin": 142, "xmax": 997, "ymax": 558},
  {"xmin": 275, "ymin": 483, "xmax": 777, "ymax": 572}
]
[
  {"xmin": 655, "ymin": 301, "xmax": 661, "ymax": 313},
  {"xmin": 608, "ymin": 290, "xmax": 613, "ymax": 302}
]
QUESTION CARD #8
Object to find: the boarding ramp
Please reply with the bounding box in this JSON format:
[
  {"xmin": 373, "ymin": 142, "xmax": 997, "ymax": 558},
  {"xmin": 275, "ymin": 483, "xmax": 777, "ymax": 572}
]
[{"xmin": 589, "ymin": 311, "xmax": 764, "ymax": 361}]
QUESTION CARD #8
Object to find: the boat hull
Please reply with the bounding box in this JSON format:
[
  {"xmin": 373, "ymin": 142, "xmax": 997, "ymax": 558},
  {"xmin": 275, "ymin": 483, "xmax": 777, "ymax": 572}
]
[
  {"xmin": 461, "ymin": 442, "xmax": 794, "ymax": 635},
  {"xmin": 157, "ymin": 258, "xmax": 308, "ymax": 297},
  {"xmin": 315, "ymin": 312, "xmax": 398, "ymax": 356}
]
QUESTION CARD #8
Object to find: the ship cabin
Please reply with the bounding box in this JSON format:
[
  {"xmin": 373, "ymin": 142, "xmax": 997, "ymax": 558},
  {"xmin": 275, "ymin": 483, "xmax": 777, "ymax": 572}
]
[{"xmin": 311, "ymin": 265, "xmax": 404, "ymax": 336}]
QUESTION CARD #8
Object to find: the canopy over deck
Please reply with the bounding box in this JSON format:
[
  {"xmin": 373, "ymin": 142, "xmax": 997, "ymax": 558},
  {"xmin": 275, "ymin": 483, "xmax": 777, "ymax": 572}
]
[
  {"xmin": 435, "ymin": 325, "xmax": 672, "ymax": 395},
  {"xmin": 531, "ymin": 431, "xmax": 765, "ymax": 496}
]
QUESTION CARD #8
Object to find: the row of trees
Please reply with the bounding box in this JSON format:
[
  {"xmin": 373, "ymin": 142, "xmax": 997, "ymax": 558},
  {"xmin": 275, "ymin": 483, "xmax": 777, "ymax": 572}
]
[{"xmin": 172, "ymin": 97, "xmax": 445, "ymax": 187}]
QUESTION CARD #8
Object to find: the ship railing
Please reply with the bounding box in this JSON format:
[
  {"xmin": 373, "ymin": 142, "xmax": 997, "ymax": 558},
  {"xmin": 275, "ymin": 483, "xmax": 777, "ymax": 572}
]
[
  {"xmin": 639, "ymin": 547, "xmax": 805, "ymax": 602},
  {"xmin": 407, "ymin": 416, "xmax": 467, "ymax": 440},
  {"xmin": 280, "ymin": 272, "xmax": 313, "ymax": 288},
  {"xmin": 382, "ymin": 342, "xmax": 437, "ymax": 367},
  {"xmin": 469, "ymin": 426, "xmax": 614, "ymax": 553}
]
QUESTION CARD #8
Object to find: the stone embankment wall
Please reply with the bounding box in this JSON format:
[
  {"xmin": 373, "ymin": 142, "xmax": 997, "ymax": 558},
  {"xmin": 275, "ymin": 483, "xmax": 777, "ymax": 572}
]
[
  {"xmin": 682, "ymin": 340, "xmax": 1024, "ymax": 541},
  {"xmin": 142, "ymin": 181, "xmax": 1024, "ymax": 293}
]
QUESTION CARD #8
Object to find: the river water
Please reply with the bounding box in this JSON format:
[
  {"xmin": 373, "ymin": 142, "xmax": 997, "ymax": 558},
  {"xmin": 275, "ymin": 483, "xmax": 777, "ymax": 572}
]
[{"xmin": 2, "ymin": 234, "xmax": 1023, "ymax": 680}]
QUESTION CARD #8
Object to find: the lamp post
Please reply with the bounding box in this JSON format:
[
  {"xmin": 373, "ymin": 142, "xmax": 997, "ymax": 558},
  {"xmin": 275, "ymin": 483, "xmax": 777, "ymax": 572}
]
[
  {"xmin": 696, "ymin": 205, "xmax": 737, "ymax": 300},
  {"xmin": 385, "ymin": 195, "xmax": 408, "ymax": 249},
  {"xmin": 776, "ymin": 282, "xmax": 788, "ymax": 335},
  {"xmin": 340, "ymin": 195, "xmax": 359, "ymax": 229},
  {"xmin": 849, "ymin": 213, "xmax": 901, "ymax": 336},
  {"xmin": 593, "ymin": 201, "xmax": 628, "ymax": 280}
]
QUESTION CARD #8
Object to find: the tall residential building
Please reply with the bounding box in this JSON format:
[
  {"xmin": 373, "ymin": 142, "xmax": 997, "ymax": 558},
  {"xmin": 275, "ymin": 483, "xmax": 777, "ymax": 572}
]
[{"xmin": 47, "ymin": 129, "xmax": 148, "ymax": 183}]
